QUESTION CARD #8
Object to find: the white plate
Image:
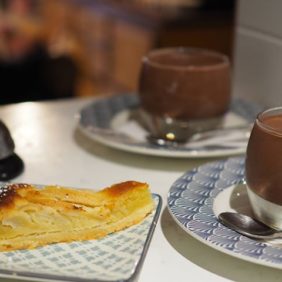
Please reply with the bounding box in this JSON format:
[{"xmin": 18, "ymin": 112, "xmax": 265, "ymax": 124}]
[
  {"xmin": 78, "ymin": 94, "xmax": 261, "ymax": 158},
  {"xmin": 167, "ymin": 157, "xmax": 282, "ymax": 269},
  {"xmin": 0, "ymin": 190, "xmax": 162, "ymax": 282}
]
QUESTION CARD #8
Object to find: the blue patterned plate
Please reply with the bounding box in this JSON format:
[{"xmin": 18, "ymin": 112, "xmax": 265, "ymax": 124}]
[
  {"xmin": 78, "ymin": 94, "xmax": 262, "ymax": 158},
  {"xmin": 0, "ymin": 193, "xmax": 162, "ymax": 282},
  {"xmin": 167, "ymin": 157, "xmax": 282, "ymax": 269}
]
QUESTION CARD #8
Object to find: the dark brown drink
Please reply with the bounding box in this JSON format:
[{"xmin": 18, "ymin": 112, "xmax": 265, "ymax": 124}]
[
  {"xmin": 246, "ymin": 109, "xmax": 282, "ymax": 205},
  {"xmin": 138, "ymin": 47, "xmax": 231, "ymax": 120}
]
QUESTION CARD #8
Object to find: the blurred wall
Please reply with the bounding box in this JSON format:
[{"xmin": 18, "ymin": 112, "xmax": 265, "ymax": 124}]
[{"xmin": 233, "ymin": 0, "xmax": 282, "ymax": 107}]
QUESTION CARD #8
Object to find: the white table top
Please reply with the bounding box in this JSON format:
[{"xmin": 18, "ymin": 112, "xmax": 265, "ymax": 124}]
[{"xmin": 0, "ymin": 97, "xmax": 281, "ymax": 282}]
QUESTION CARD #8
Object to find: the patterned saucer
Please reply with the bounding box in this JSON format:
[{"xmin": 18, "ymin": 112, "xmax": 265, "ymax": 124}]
[
  {"xmin": 167, "ymin": 157, "xmax": 282, "ymax": 269},
  {"xmin": 78, "ymin": 94, "xmax": 262, "ymax": 158}
]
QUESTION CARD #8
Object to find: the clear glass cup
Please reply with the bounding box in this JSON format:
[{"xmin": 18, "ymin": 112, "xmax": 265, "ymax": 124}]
[
  {"xmin": 246, "ymin": 107, "xmax": 282, "ymax": 229},
  {"xmin": 138, "ymin": 47, "xmax": 231, "ymax": 142}
]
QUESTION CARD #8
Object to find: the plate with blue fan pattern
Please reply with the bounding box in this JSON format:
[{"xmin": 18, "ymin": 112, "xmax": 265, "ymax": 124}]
[
  {"xmin": 78, "ymin": 94, "xmax": 262, "ymax": 158},
  {"xmin": 0, "ymin": 194, "xmax": 162, "ymax": 282},
  {"xmin": 167, "ymin": 157, "xmax": 282, "ymax": 269}
]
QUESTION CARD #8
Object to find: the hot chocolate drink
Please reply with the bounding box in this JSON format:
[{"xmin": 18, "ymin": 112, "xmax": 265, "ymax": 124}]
[
  {"xmin": 138, "ymin": 48, "xmax": 231, "ymax": 120},
  {"xmin": 246, "ymin": 111, "xmax": 282, "ymax": 205}
]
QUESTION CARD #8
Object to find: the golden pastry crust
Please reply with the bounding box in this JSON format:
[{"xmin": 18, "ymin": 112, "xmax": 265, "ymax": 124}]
[{"xmin": 0, "ymin": 181, "xmax": 154, "ymax": 251}]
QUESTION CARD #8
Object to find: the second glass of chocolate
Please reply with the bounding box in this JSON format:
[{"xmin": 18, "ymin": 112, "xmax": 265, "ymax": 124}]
[
  {"xmin": 246, "ymin": 107, "xmax": 282, "ymax": 229},
  {"xmin": 138, "ymin": 47, "xmax": 231, "ymax": 143}
]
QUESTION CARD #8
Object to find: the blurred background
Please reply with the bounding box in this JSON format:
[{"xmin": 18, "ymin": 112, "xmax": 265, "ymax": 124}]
[{"xmin": 0, "ymin": 0, "xmax": 236, "ymax": 105}]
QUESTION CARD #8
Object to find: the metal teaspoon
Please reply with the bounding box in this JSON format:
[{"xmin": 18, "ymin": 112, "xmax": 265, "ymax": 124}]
[
  {"xmin": 218, "ymin": 212, "xmax": 282, "ymax": 240},
  {"xmin": 147, "ymin": 124, "xmax": 252, "ymax": 148}
]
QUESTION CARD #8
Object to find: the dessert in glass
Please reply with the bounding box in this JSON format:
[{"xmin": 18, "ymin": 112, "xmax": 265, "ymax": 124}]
[
  {"xmin": 246, "ymin": 107, "xmax": 282, "ymax": 229},
  {"xmin": 138, "ymin": 47, "xmax": 231, "ymax": 143}
]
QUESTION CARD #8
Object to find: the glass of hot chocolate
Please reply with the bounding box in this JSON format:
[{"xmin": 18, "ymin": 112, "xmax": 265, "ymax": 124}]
[
  {"xmin": 246, "ymin": 107, "xmax": 282, "ymax": 229},
  {"xmin": 138, "ymin": 47, "xmax": 231, "ymax": 143}
]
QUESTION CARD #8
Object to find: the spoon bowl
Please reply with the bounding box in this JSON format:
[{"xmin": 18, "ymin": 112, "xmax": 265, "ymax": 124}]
[{"xmin": 218, "ymin": 212, "xmax": 282, "ymax": 240}]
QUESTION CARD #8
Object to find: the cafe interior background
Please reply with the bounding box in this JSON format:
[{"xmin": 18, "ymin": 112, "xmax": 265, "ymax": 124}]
[
  {"xmin": 0, "ymin": 0, "xmax": 237, "ymax": 105},
  {"xmin": 0, "ymin": 0, "xmax": 279, "ymax": 108}
]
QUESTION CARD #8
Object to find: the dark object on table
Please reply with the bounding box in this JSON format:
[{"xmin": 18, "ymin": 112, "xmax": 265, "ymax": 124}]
[{"xmin": 0, "ymin": 120, "xmax": 24, "ymax": 180}]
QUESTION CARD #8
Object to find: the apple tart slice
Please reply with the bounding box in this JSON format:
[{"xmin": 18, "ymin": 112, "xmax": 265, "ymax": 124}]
[{"xmin": 0, "ymin": 181, "xmax": 154, "ymax": 251}]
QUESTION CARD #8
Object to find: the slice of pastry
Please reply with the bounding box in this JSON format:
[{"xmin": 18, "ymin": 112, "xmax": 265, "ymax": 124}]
[{"xmin": 0, "ymin": 181, "xmax": 154, "ymax": 251}]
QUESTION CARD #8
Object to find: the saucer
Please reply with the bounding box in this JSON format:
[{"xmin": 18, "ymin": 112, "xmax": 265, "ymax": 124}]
[
  {"xmin": 78, "ymin": 94, "xmax": 262, "ymax": 158},
  {"xmin": 167, "ymin": 157, "xmax": 282, "ymax": 269}
]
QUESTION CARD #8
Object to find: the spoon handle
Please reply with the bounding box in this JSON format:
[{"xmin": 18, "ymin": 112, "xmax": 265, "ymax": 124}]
[
  {"xmin": 268, "ymin": 231, "xmax": 282, "ymax": 240},
  {"xmin": 190, "ymin": 124, "xmax": 252, "ymax": 142}
]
